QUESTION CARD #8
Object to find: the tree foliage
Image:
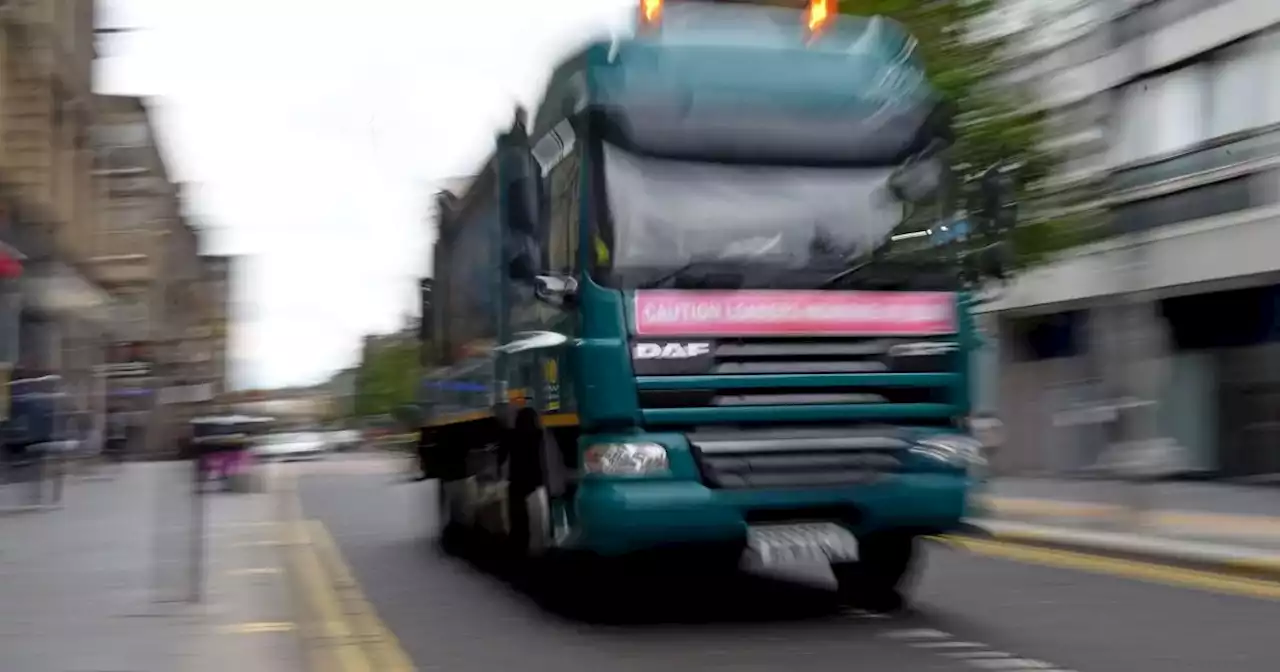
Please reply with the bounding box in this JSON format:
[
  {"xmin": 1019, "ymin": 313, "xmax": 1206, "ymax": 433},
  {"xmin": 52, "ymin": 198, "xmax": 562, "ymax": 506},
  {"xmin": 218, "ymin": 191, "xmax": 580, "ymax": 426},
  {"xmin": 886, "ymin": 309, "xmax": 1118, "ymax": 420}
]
[
  {"xmin": 353, "ymin": 338, "xmax": 420, "ymax": 419},
  {"xmin": 837, "ymin": 0, "xmax": 1086, "ymax": 267}
]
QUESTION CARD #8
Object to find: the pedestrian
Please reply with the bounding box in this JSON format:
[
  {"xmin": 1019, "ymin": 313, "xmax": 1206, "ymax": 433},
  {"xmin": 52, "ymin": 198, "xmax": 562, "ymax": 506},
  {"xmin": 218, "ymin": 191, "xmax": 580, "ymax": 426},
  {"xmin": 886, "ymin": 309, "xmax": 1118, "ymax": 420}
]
[
  {"xmin": 4, "ymin": 369, "xmax": 65, "ymax": 506},
  {"xmin": 104, "ymin": 406, "xmax": 128, "ymax": 472},
  {"xmin": 82, "ymin": 411, "xmax": 103, "ymax": 473}
]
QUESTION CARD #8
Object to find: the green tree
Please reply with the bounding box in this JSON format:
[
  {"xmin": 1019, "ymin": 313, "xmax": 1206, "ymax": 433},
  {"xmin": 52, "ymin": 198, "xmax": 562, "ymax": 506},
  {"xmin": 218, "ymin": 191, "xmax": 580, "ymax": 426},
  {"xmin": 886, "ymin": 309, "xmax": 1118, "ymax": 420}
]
[
  {"xmin": 837, "ymin": 0, "xmax": 1098, "ymax": 267},
  {"xmin": 354, "ymin": 338, "xmax": 420, "ymax": 419}
]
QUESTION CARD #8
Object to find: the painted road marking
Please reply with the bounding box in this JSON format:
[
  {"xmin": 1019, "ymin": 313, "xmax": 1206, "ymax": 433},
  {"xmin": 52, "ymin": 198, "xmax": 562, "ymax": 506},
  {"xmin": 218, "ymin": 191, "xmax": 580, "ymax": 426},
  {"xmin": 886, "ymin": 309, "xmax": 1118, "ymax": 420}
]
[
  {"xmin": 945, "ymin": 535, "xmax": 1280, "ymax": 600},
  {"xmin": 945, "ymin": 651, "xmax": 1014, "ymax": 659},
  {"xmin": 309, "ymin": 519, "xmax": 417, "ymax": 671},
  {"xmin": 969, "ymin": 660, "xmax": 1057, "ymax": 670},
  {"xmin": 883, "ymin": 627, "xmax": 1075, "ymax": 672},
  {"xmin": 227, "ymin": 567, "xmax": 282, "ymax": 576},
  {"xmin": 275, "ymin": 464, "xmax": 416, "ymax": 672},
  {"xmin": 221, "ymin": 622, "xmax": 296, "ymax": 634},
  {"xmin": 234, "ymin": 540, "xmax": 290, "ymax": 548},
  {"xmin": 881, "ymin": 628, "xmax": 950, "ymax": 640}
]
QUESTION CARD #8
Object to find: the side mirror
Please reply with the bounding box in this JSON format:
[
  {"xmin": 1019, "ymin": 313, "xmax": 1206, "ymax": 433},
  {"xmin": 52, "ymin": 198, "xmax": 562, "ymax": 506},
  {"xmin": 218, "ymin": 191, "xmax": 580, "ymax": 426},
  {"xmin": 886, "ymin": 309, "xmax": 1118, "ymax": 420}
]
[
  {"xmin": 500, "ymin": 110, "xmax": 543, "ymax": 237},
  {"xmin": 980, "ymin": 241, "xmax": 1014, "ymax": 280},
  {"xmin": 977, "ymin": 167, "xmax": 1018, "ymax": 235},
  {"xmin": 533, "ymin": 274, "xmax": 578, "ymax": 307},
  {"xmin": 507, "ymin": 245, "xmax": 537, "ymax": 282},
  {"xmin": 959, "ymin": 239, "xmax": 1013, "ymax": 289},
  {"xmin": 889, "ymin": 143, "xmax": 947, "ymax": 204},
  {"xmin": 506, "ymin": 175, "xmax": 540, "ymax": 236}
]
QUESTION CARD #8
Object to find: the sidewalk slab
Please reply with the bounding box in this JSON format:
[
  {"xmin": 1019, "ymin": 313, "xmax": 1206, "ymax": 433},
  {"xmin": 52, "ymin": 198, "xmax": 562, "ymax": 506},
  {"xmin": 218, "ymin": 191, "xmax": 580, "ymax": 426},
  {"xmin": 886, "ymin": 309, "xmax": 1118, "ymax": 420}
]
[
  {"xmin": 979, "ymin": 494, "xmax": 1280, "ymax": 549},
  {"xmin": 986, "ymin": 477, "xmax": 1280, "ymax": 518},
  {"xmin": 0, "ymin": 463, "xmax": 303, "ymax": 672},
  {"xmin": 964, "ymin": 518, "xmax": 1280, "ymax": 579}
]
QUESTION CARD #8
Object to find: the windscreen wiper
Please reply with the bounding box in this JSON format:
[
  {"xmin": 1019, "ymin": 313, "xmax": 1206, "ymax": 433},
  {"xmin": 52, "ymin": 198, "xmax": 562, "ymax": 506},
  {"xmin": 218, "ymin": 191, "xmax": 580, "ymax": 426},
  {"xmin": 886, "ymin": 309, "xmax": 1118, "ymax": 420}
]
[
  {"xmin": 819, "ymin": 250, "xmax": 965, "ymax": 291},
  {"xmin": 637, "ymin": 258, "xmax": 746, "ymax": 289},
  {"xmin": 817, "ymin": 254, "xmax": 880, "ymax": 289}
]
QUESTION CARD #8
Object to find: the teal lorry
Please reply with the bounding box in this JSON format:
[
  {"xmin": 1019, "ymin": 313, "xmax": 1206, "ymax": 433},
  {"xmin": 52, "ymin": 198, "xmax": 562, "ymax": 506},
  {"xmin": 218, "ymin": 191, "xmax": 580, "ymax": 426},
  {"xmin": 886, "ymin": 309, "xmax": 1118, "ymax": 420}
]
[{"xmin": 415, "ymin": 0, "xmax": 1014, "ymax": 611}]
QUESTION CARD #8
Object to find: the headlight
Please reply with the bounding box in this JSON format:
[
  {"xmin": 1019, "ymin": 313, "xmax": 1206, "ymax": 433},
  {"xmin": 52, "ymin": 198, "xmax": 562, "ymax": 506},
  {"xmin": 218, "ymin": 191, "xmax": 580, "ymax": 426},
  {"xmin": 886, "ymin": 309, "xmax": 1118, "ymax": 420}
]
[
  {"xmin": 910, "ymin": 434, "xmax": 986, "ymax": 470},
  {"xmin": 583, "ymin": 442, "xmax": 669, "ymax": 476}
]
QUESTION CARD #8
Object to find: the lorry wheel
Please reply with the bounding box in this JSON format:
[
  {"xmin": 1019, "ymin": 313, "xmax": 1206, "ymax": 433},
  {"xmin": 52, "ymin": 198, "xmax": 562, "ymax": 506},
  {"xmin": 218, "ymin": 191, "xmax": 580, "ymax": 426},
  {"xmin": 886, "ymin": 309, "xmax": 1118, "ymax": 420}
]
[
  {"xmin": 504, "ymin": 410, "xmax": 552, "ymax": 565},
  {"xmin": 435, "ymin": 479, "xmax": 468, "ymax": 556},
  {"xmin": 831, "ymin": 533, "xmax": 919, "ymax": 613}
]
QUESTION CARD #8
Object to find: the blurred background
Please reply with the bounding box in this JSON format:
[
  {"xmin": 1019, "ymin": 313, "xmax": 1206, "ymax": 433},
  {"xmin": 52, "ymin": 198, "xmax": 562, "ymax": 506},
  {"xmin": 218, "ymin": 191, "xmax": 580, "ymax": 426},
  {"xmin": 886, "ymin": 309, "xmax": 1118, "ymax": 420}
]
[
  {"xmin": 5, "ymin": 1, "xmax": 1280, "ymax": 670},
  {"xmin": 5, "ymin": 0, "xmax": 1278, "ymax": 477}
]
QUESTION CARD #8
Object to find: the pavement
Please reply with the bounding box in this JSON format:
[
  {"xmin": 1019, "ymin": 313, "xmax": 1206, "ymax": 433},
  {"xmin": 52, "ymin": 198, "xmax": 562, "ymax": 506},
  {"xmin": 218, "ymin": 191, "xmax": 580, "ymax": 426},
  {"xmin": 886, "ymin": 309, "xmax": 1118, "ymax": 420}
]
[
  {"xmin": 976, "ymin": 477, "xmax": 1280, "ymax": 575},
  {"xmin": 0, "ymin": 461, "xmax": 303, "ymax": 672},
  {"xmin": 286, "ymin": 454, "xmax": 1280, "ymax": 672},
  {"xmin": 20, "ymin": 453, "xmax": 1280, "ymax": 671}
]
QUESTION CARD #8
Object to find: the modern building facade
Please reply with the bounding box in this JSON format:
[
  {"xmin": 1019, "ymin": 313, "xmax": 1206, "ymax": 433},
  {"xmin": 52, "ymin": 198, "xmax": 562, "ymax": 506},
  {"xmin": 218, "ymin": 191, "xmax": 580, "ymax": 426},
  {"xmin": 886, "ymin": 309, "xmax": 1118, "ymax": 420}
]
[{"xmin": 983, "ymin": 0, "xmax": 1280, "ymax": 479}]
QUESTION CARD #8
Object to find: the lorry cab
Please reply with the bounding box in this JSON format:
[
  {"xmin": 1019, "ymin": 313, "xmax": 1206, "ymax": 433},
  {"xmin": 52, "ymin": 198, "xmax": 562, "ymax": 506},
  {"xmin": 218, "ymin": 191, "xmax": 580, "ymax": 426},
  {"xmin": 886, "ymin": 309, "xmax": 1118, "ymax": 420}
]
[{"xmin": 417, "ymin": 0, "xmax": 1012, "ymax": 611}]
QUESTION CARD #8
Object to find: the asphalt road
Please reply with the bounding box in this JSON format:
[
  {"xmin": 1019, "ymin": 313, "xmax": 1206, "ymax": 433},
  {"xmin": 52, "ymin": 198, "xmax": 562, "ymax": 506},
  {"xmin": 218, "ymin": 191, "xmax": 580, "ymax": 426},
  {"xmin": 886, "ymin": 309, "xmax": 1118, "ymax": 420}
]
[{"xmin": 296, "ymin": 458, "xmax": 1280, "ymax": 672}]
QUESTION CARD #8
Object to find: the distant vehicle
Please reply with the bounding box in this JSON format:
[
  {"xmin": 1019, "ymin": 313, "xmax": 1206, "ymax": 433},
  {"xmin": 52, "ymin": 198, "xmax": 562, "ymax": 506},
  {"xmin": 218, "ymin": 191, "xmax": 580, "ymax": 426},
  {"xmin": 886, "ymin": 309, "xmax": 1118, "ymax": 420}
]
[
  {"xmin": 191, "ymin": 415, "xmax": 272, "ymax": 490},
  {"xmin": 326, "ymin": 429, "xmax": 361, "ymax": 451},
  {"xmin": 253, "ymin": 432, "xmax": 328, "ymax": 461}
]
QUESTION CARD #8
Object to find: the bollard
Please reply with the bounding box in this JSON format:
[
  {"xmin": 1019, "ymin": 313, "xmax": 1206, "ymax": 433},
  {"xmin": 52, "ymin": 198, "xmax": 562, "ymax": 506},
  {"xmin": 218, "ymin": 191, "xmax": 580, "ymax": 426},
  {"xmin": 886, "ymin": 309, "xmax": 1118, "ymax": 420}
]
[{"xmin": 190, "ymin": 454, "xmax": 205, "ymax": 603}]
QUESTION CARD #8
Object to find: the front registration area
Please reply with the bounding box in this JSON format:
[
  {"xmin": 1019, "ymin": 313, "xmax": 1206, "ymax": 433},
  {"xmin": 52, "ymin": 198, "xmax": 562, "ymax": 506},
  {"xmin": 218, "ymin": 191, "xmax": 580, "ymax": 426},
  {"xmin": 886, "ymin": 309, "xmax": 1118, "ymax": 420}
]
[{"xmin": 568, "ymin": 473, "xmax": 971, "ymax": 557}]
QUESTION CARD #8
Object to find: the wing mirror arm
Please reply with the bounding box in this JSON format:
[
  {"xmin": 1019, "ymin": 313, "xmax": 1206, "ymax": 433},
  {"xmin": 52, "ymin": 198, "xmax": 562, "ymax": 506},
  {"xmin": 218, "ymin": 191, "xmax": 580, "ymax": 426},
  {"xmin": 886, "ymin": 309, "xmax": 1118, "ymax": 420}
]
[{"xmin": 533, "ymin": 274, "xmax": 578, "ymax": 307}]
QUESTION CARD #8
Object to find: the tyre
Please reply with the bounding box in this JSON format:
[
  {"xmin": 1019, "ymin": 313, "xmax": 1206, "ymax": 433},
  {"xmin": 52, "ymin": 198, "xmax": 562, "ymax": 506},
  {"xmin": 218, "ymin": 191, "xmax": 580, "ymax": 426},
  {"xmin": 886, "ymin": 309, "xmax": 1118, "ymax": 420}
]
[
  {"xmin": 831, "ymin": 532, "xmax": 919, "ymax": 613},
  {"xmin": 504, "ymin": 410, "xmax": 552, "ymax": 562},
  {"xmin": 435, "ymin": 478, "xmax": 468, "ymax": 556}
]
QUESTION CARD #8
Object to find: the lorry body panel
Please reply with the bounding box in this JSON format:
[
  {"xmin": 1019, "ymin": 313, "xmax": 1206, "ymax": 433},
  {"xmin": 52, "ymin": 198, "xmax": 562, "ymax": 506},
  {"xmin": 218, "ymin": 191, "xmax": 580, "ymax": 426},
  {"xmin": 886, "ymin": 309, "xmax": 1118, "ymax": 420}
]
[{"xmin": 419, "ymin": 3, "xmax": 985, "ymax": 563}]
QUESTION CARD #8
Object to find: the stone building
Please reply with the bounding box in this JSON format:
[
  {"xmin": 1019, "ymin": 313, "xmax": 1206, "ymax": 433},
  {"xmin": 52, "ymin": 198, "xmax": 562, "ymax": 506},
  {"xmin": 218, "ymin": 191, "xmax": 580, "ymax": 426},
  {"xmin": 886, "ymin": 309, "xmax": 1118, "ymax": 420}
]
[{"xmin": 0, "ymin": 1, "xmax": 114, "ymax": 423}]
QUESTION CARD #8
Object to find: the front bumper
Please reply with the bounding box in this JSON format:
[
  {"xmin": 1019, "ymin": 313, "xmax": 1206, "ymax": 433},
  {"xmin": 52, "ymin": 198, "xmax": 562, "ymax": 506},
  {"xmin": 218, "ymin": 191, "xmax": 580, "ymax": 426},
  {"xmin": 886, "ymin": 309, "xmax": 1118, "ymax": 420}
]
[{"xmin": 567, "ymin": 472, "xmax": 973, "ymax": 557}]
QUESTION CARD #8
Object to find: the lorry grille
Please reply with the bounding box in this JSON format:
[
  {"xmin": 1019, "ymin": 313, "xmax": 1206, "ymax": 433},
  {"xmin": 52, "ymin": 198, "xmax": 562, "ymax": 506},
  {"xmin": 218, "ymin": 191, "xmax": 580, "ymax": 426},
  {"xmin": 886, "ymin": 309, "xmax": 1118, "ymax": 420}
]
[
  {"xmin": 688, "ymin": 427, "xmax": 907, "ymax": 490},
  {"xmin": 631, "ymin": 336, "xmax": 958, "ymax": 378},
  {"xmin": 710, "ymin": 337, "xmax": 954, "ymax": 375},
  {"xmin": 638, "ymin": 386, "xmax": 948, "ymax": 408},
  {"xmin": 631, "ymin": 335, "xmax": 959, "ymax": 420}
]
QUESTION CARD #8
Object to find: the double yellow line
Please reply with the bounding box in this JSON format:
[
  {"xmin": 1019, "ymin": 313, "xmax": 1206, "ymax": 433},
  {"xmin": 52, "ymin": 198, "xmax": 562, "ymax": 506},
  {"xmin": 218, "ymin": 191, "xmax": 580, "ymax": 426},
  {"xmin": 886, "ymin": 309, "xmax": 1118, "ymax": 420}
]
[{"xmin": 275, "ymin": 468, "xmax": 416, "ymax": 672}]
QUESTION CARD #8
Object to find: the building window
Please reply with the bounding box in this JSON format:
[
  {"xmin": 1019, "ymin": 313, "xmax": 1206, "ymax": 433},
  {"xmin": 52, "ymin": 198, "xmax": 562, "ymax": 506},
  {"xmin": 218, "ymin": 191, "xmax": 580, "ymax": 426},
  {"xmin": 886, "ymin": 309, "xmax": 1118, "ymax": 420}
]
[
  {"xmin": 1113, "ymin": 0, "xmax": 1232, "ymax": 46},
  {"xmin": 1111, "ymin": 172, "xmax": 1263, "ymax": 235},
  {"xmin": 1207, "ymin": 41, "xmax": 1272, "ymax": 139},
  {"xmin": 1151, "ymin": 65, "xmax": 1210, "ymax": 156},
  {"xmin": 1110, "ymin": 63, "xmax": 1211, "ymax": 165}
]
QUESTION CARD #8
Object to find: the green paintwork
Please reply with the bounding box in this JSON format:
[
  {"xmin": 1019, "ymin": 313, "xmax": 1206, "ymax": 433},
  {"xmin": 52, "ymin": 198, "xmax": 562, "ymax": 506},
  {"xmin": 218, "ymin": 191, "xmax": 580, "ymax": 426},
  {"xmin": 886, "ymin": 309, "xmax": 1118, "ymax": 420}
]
[
  {"xmin": 424, "ymin": 5, "xmax": 985, "ymax": 558},
  {"xmin": 571, "ymin": 472, "xmax": 974, "ymax": 557}
]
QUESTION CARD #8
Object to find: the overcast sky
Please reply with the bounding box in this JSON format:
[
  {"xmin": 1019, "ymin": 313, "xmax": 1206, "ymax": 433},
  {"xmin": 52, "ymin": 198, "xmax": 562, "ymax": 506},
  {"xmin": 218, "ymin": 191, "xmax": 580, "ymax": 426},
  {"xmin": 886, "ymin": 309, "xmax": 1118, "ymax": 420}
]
[{"xmin": 96, "ymin": 0, "xmax": 635, "ymax": 389}]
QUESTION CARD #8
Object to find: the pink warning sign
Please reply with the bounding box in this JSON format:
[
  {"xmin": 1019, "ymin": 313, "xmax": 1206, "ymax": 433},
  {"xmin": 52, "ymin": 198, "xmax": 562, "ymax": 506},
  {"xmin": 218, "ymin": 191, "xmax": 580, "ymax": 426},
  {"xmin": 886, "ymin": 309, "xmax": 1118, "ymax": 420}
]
[{"xmin": 633, "ymin": 290, "xmax": 957, "ymax": 337}]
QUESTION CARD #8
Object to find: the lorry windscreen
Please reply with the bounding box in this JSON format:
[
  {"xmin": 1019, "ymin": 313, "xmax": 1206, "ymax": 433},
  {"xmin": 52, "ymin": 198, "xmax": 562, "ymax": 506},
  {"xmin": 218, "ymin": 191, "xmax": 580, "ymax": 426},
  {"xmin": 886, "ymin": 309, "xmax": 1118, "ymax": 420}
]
[{"xmin": 596, "ymin": 142, "xmax": 949, "ymax": 290}]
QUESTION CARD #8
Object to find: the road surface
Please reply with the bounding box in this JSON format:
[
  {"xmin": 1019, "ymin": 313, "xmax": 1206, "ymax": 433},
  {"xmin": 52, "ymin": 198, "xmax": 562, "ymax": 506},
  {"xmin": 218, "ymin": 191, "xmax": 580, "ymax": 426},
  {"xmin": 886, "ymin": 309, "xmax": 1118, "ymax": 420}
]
[{"xmin": 293, "ymin": 456, "xmax": 1280, "ymax": 672}]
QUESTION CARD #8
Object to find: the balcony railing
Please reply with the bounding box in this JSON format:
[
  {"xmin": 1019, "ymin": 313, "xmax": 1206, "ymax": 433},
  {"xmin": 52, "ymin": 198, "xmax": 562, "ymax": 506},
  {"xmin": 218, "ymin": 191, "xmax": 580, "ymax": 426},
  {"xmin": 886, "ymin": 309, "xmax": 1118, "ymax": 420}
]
[{"xmin": 1105, "ymin": 123, "xmax": 1280, "ymax": 236}]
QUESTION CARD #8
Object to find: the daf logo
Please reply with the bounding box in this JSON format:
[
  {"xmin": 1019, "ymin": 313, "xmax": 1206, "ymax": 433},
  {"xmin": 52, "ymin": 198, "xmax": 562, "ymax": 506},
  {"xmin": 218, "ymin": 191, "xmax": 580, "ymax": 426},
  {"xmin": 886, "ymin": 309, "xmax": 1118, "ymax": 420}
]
[
  {"xmin": 889, "ymin": 342, "xmax": 959, "ymax": 357},
  {"xmin": 633, "ymin": 342, "xmax": 712, "ymax": 360}
]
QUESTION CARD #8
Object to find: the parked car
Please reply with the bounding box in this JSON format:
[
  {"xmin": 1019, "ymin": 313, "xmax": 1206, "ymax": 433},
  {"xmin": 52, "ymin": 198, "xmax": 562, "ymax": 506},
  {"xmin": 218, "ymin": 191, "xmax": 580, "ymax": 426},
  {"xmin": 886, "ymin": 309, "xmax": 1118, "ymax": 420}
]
[
  {"xmin": 252, "ymin": 432, "xmax": 328, "ymax": 461},
  {"xmin": 326, "ymin": 429, "xmax": 361, "ymax": 452}
]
